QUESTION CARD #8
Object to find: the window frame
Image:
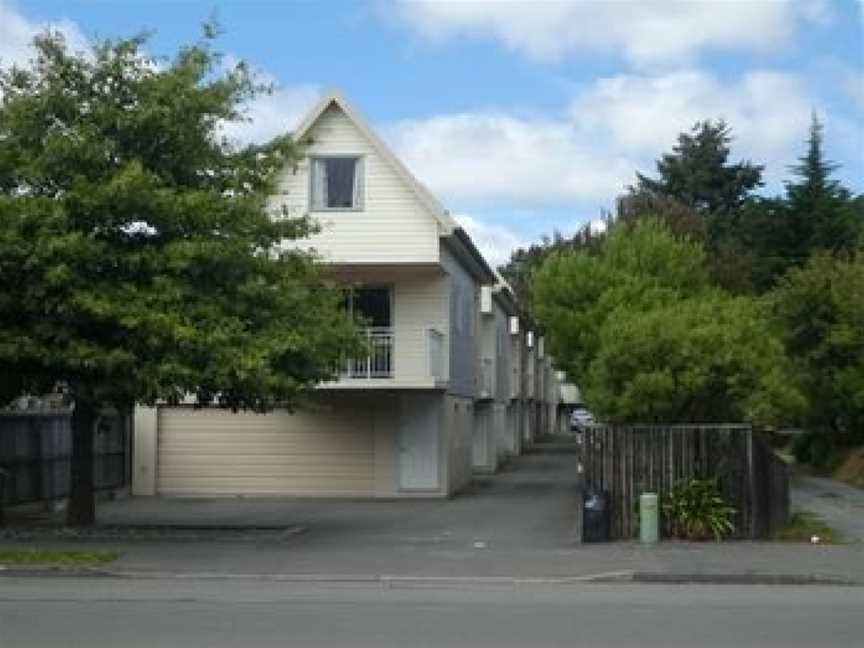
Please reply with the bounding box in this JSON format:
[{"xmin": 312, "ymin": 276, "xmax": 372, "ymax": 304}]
[
  {"xmin": 308, "ymin": 154, "xmax": 365, "ymax": 212},
  {"xmin": 343, "ymin": 285, "xmax": 394, "ymax": 329}
]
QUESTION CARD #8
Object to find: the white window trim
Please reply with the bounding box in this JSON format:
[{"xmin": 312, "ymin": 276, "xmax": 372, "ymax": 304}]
[{"xmin": 308, "ymin": 155, "xmax": 366, "ymax": 212}]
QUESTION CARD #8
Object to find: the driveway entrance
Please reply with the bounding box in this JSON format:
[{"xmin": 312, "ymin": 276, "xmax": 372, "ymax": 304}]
[{"xmin": 99, "ymin": 435, "xmax": 583, "ymax": 552}]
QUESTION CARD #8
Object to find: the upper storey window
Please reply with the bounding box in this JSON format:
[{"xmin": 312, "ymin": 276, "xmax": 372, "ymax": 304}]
[{"xmin": 310, "ymin": 156, "xmax": 364, "ymax": 210}]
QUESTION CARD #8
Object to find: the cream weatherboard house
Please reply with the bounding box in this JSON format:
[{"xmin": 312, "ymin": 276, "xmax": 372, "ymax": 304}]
[{"xmin": 132, "ymin": 93, "xmax": 560, "ymax": 500}]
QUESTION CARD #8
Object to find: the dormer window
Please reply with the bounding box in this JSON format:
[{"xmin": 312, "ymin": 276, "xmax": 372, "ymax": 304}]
[{"xmin": 310, "ymin": 156, "xmax": 364, "ymax": 210}]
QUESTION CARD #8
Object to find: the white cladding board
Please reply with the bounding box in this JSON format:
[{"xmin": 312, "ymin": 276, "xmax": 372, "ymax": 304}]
[
  {"xmin": 274, "ymin": 105, "xmax": 440, "ymax": 264},
  {"xmin": 157, "ymin": 406, "xmax": 375, "ymax": 496}
]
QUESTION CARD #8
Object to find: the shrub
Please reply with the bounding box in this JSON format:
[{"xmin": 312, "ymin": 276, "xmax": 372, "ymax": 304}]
[
  {"xmin": 661, "ymin": 479, "xmax": 736, "ymax": 541},
  {"xmin": 790, "ymin": 432, "xmax": 842, "ymax": 471},
  {"xmin": 790, "ymin": 432, "xmax": 815, "ymax": 464}
]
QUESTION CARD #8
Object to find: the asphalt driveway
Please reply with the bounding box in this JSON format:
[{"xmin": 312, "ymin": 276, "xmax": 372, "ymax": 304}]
[
  {"xmin": 97, "ymin": 435, "xmax": 583, "ymax": 552},
  {"xmin": 792, "ymin": 474, "xmax": 864, "ymax": 543}
]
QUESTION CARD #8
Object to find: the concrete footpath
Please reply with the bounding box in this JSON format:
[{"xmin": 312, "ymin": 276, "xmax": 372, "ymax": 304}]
[{"xmin": 2, "ymin": 436, "xmax": 863, "ymax": 585}]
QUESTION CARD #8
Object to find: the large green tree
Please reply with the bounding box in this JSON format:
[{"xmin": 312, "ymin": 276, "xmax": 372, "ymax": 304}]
[
  {"xmin": 533, "ymin": 221, "xmax": 802, "ymax": 424},
  {"xmin": 728, "ymin": 115, "xmax": 862, "ymax": 292},
  {"xmin": 628, "ymin": 120, "xmax": 766, "ymax": 292},
  {"xmin": 633, "ymin": 120, "xmax": 764, "ymax": 219},
  {"xmin": 0, "ymin": 31, "xmax": 361, "ymax": 524},
  {"xmin": 498, "ymin": 220, "xmax": 607, "ymax": 327},
  {"xmin": 586, "ymin": 292, "xmax": 803, "ymax": 424},
  {"xmin": 772, "ymin": 251, "xmax": 864, "ymax": 437}
]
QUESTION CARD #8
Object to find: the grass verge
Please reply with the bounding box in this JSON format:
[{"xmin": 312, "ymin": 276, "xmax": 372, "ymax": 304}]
[
  {"xmin": 772, "ymin": 512, "xmax": 842, "ymax": 544},
  {"xmin": 0, "ymin": 548, "xmax": 120, "ymax": 568}
]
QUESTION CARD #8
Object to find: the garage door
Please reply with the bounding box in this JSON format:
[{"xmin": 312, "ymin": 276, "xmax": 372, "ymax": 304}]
[{"xmin": 156, "ymin": 405, "xmax": 375, "ymax": 497}]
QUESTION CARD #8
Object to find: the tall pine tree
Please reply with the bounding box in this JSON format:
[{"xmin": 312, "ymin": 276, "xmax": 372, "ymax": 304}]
[{"xmin": 784, "ymin": 113, "xmax": 862, "ymax": 257}]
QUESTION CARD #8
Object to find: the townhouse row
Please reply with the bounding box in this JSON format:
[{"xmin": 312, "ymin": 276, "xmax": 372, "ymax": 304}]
[{"xmin": 132, "ymin": 93, "xmax": 576, "ymax": 499}]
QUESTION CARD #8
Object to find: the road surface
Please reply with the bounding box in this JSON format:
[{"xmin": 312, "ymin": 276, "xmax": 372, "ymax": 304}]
[{"xmin": 0, "ymin": 576, "xmax": 861, "ymax": 647}]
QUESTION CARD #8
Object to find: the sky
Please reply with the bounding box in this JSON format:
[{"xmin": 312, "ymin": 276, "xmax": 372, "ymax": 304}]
[{"xmin": 2, "ymin": 0, "xmax": 863, "ymax": 265}]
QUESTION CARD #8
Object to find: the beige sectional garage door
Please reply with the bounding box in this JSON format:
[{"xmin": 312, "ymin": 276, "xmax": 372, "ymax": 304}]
[{"xmin": 156, "ymin": 405, "xmax": 375, "ymax": 497}]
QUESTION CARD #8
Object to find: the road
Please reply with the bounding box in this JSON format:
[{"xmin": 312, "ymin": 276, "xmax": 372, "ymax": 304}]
[{"xmin": 1, "ymin": 576, "xmax": 861, "ymax": 647}]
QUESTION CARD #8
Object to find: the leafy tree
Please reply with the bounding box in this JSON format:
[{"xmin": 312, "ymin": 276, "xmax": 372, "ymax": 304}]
[
  {"xmin": 533, "ymin": 220, "xmax": 802, "ymax": 424},
  {"xmin": 586, "ymin": 292, "xmax": 803, "ymax": 424},
  {"xmin": 772, "ymin": 251, "xmax": 864, "ymax": 437},
  {"xmin": 498, "ymin": 219, "xmax": 606, "ymax": 325},
  {"xmin": 0, "ymin": 31, "xmax": 361, "ymax": 524},
  {"xmin": 633, "ymin": 120, "xmax": 764, "ymax": 219},
  {"xmin": 533, "ymin": 220, "xmax": 709, "ymax": 382},
  {"xmin": 628, "ymin": 120, "xmax": 765, "ymax": 292},
  {"xmin": 734, "ymin": 116, "xmax": 863, "ymax": 292}
]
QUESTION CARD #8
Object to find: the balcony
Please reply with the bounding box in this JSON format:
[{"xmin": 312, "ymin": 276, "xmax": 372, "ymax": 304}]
[
  {"xmin": 325, "ymin": 326, "xmax": 447, "ymax": 389},
  {"xmin": 344, "ymin": 327, "xmax": 394, "ymax": 379}
]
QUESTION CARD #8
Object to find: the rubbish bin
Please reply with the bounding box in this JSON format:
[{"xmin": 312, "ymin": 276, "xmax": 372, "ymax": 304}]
[
  {"xmin": 639, "ymin": 492, "xmax": 659, "ymax": 545},
  {"xmin": 582, "ymin": 489, "xmax": 610, "ymax": 542}
]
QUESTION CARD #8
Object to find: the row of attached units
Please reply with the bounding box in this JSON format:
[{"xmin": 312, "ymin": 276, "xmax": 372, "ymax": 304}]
[{"xmin": 132, "ymin": 92, "xmax": 564, "ymax": 500}]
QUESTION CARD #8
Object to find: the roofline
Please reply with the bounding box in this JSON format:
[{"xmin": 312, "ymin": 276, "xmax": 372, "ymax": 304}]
[
  {"xmin": 492, "ymin": 282, "xmax": 518, "ymax": 315},
  {"xmin": 453, "ymin": 227, "xmax": 496, "ymax": 284},
  {"xmin": 293, "ymin": 91, "xmax": 497, "ymax": 286},
  {"xmin": 293, "ymin": 91, "xmax": 459, "ymax": 235}
]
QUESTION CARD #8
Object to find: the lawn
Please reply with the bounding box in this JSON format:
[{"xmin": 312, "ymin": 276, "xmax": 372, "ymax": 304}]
[
  {"xmin": 771, "ymin": 511, "xmax": 842, "ymax": 544},
  {"xmin": 0, "ymin": 548, "xmax": 120, "ymax": 568}
]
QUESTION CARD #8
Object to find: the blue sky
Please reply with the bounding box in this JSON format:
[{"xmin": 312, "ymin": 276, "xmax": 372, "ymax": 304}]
[{"xmin": 2, "ymin": 0, "xmax": 862, "ymax": 264}]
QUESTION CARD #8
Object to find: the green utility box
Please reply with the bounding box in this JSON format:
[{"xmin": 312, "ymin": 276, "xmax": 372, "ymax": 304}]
[{"xmin": 640, "ymin": 493, "xmax": 659, "ymax": 545}]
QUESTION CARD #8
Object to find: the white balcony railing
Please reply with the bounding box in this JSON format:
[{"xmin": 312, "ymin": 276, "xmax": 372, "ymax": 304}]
[
  {"xmin": 345, "ymin": 327, "xmax": 394, "ymax": 379},
  {"xmin": 336, "ymin": 327, "xmax": 448, "ymax": 384}
]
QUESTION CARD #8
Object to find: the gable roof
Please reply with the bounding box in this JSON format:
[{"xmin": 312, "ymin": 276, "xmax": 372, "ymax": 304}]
[{"xmin": 292, "ymin": 91, "xmax": 495, "ymax": 283}]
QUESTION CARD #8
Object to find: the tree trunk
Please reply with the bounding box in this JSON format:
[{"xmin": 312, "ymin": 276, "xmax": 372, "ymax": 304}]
[{"xmin": 67, "ymin": 398, "xmax": 97, "ymax": 526}]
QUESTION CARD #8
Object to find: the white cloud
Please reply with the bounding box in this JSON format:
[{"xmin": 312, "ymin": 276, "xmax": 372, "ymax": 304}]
[
  {"xmin": 393, "ymin": 0, "xmax": 831, "ymax": 67},
  {"xmin": 455, "ymin": 214, "xmax": 528, "ymax": 267},
  {"xmin": 0, "ymin": 4, "xmax": 318, "ymax": 147},
  {"xmin": 0, "ymin": 2, "xmax": 88, "ymax": 69},
  {"xmin": 841, "ymin": 68, "xmax": 864, "ymax": 112},
  {"xmin": 386, "ymin": 111, "xmax": 636, "ymax": 207},
  {"xmin": 569, "ymin": 69, "xmax": 815, "ymax": 185},
  {"xmin": 221, "ymin": 83, "xmax": 321, "ymax": 145},
  {"xmin": 386, "ymin": 68, "xmax": 818, "ymax": 209},
  {"xmin": 589, "ymin": 218, "xmax": 608, "ymax": 235}
]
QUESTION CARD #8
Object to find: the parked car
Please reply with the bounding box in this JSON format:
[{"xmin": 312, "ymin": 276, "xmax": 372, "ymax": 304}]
[{"xmin": 570, "ymin": 407, "xmax": 594, "ymax": 432}]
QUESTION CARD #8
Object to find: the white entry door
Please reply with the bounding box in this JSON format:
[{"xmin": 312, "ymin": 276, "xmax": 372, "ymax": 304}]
[{"xmin": 398, "ymin": 395, "xmax": 440, "ymax": 490}]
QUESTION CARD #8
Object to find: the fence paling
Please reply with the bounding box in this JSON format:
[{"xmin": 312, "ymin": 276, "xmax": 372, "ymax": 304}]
[{"xmin": 581, "ymin": 425, "xmax": 789, "ymax": 541}]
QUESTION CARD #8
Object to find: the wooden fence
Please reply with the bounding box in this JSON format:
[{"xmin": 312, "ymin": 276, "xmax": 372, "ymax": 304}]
[
  {"xmin": 581, "ymin": 425, "xmax": 789, "ymax": 540},
  {"xmin": 0, "ymin": 409, "xmax": 130, "ymax": 507}
]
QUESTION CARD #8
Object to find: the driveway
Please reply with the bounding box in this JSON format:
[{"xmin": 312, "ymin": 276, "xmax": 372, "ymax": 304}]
[
  {"xmin": 6, "ymin": 437, "xmax": 864, "ymax": 581},
  {"xmin": 99, "ymin": 436, "xmax": 581, "ymax": 550},
  {"xmin": 792, "ymin": 474, "xmax": 864, "ymax": 543}
]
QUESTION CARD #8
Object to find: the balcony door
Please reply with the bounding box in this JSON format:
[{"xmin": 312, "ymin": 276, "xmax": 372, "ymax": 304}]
[
  {"xmin": 347, "ymin": 287, "xmax": 393, "ymax": 378},
  {"xmin": 350, "ymin": 287, "xmax": 391, "ymax": 329}
]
